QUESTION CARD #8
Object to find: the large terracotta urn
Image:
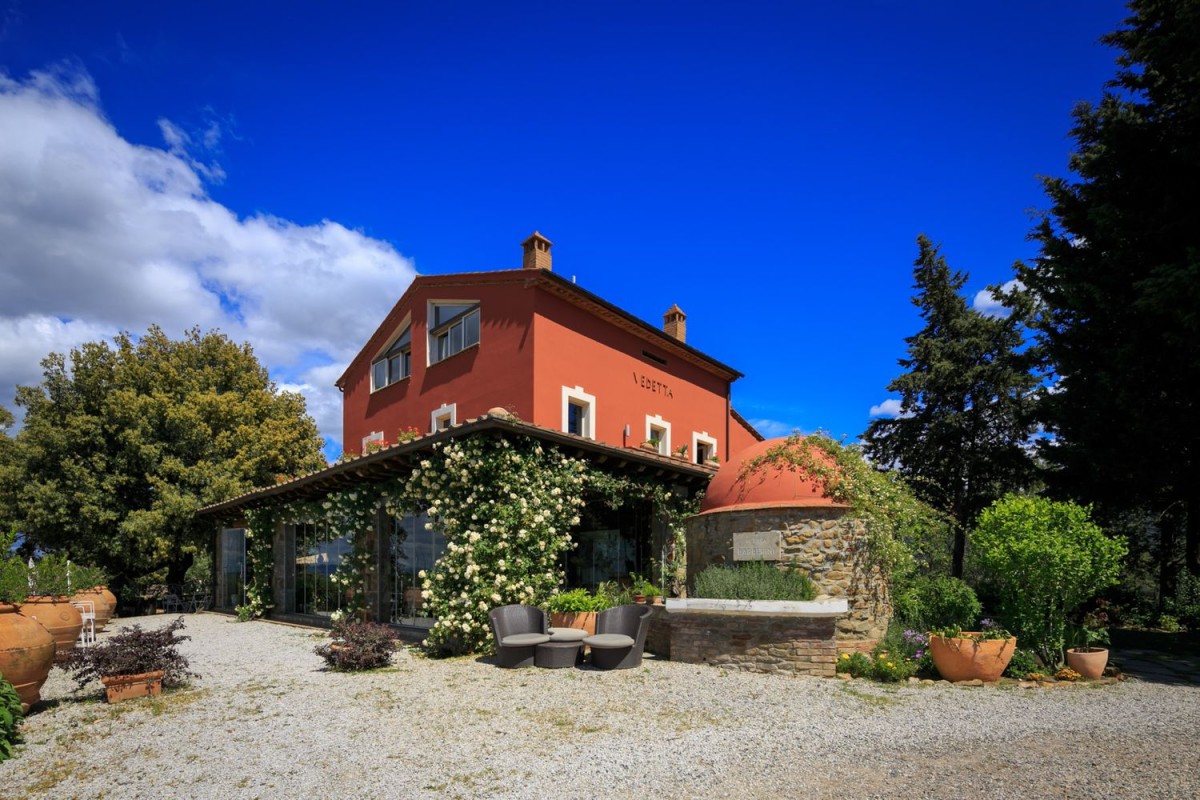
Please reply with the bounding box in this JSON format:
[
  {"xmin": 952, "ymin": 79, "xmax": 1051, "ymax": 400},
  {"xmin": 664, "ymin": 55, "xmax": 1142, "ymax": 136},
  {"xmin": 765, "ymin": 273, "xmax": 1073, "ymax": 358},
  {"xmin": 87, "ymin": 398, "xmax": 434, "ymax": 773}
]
[
  {"xmin": 929, "ymin": 633, "xmax": 1016, "ymax": 682},
  {"xmin": 19, "ymin": 596, "xmax": 83, "ymax": 661},
  {"xmin": 97, "ymin": 586, "xmax": 118, "ymax": 617},
  {"xmin": 0, "ymin": 603, "xmax": 57, "ymax": 713},
  {"xmin": 550, "ymin": 611, "xmax": 597, "ymax": 636},
  {"xmin": 71, "ymin": 588, "xmax": 113, "ymax": 632}
]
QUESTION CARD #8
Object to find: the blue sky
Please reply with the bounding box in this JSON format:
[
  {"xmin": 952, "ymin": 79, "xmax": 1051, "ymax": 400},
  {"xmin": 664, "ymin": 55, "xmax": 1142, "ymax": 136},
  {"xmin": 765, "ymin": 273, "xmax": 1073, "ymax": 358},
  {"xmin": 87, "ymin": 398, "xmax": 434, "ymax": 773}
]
[{"xmin": 0, "ymin": 1, "xmax": 1128, "ymax": 458}]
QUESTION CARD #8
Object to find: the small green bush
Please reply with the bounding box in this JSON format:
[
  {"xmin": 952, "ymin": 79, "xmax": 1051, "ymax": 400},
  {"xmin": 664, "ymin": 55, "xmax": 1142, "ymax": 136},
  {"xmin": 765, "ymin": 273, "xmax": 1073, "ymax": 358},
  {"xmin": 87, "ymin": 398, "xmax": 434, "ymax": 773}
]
[
  {"xmin": 971, "ymin": 495, "xmax": 1127, "ymax": 667},
  {"xmin": 0, "ymin": 674, "xmax": 22, "ymax": 762},
  {"xmin": 1165, "ymin": 570, "xmax": 1200, "ymax": 629},
  {"xmin": 1157, "ymin": 614, "xmax": 1181, "ymax": 633},
  {"xmin": 836, "ymin": 651, "xmax": 872, "ymax": 678},
  {"xmin": 692, "ymin": 560, "xmax": 817, "ymax": 601},
  {"xmin": 869, "ymin": 653, "xmax": 915, "ymax": 682},
  {"xmin": 1003, "ymin": 647, "xmax": 1041, "ymax": 679},
  {"xmin": 892, "ymin": 576, "xmax": 982, "ymax": 630}
]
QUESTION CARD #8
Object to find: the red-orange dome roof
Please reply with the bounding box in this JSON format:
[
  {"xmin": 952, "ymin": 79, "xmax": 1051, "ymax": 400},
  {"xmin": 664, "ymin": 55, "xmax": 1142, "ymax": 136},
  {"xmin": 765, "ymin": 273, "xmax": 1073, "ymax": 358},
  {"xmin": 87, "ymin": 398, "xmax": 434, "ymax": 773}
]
[{"xmin": 699, "ymin": 437, "xmax": 846, "ymax": 514}]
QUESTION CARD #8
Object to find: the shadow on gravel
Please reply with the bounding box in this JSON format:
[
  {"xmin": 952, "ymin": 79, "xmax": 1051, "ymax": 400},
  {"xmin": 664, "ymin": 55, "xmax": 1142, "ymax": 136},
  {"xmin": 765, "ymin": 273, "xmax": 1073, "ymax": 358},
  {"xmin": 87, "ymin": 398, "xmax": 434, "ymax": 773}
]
[{"xmin": 1111, "ymin": 628, "xmax": 1200, "ymax": 686}]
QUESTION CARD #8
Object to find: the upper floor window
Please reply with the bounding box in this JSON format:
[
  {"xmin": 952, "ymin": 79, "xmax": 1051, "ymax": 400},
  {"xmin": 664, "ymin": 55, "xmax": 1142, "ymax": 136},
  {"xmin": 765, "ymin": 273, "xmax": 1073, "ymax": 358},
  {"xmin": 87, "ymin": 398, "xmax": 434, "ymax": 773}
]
[
  {"xmin": 561, "ymin": 385, "xmax": 596, "ymax": 440},
  {"xmin": 645, "ymin": 414, "xmax": 671, "ymax": 455},
  {"xmin": 371, "ymin": 326, "xmax": 411, "ymax": 391},
  {"xmin": 429, "ymin": 302, "xmax": 480, "ymax": 364},
  {"xmin": 693, "ymin": 431, "xmax": 719, "ymax": 464}
]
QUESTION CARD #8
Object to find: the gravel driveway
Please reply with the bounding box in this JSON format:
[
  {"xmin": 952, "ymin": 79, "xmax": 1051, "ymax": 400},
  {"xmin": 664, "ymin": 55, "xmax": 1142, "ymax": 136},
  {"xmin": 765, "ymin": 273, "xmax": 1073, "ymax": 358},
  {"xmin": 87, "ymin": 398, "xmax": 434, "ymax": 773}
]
[{"xmin": 2, "ymin": 613, "xmax": 1197, "ymax": 799}]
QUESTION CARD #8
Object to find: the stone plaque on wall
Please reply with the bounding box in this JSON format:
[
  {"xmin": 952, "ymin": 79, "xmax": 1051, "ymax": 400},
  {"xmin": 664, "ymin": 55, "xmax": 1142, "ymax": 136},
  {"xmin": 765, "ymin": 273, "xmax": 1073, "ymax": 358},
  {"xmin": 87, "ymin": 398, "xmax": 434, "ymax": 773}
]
[{"xmin": 732, "ymin": 531, "xmax": 782, "ymax": 561}]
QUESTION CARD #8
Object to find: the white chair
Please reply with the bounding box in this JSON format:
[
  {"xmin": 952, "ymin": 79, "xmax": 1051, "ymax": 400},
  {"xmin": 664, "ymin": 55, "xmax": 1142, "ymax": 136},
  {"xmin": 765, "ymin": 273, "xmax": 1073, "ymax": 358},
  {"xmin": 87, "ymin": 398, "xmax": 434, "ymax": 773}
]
[{"xmin": 72, "ymin": 600, "xmax": 96, "ymax": 645}]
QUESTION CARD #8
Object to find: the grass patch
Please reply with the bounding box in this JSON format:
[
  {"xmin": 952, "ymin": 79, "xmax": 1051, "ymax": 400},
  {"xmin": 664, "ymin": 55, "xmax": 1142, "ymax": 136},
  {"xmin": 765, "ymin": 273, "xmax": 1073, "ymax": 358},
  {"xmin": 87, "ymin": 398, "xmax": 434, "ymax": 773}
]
[{"xmin": 837, "ymin": 683, "xmax": 901, "ymax": 707}]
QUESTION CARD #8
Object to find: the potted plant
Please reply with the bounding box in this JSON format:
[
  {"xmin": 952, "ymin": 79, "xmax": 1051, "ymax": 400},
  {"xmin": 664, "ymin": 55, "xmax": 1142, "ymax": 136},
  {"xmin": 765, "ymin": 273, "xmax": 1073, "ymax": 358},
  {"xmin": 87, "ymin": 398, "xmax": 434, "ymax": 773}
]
[
  {"xmin": 543, "ymin": 588, "xmax": 612, "ymax": 636},
  {"xmin": 673, "ymin": 444, "xmax": 689, "ymax": 460},
  {"xmin": 1065, "ymin": 609, "xmax": 1110, "ymax": 679},
  {"xmin": 640, "ymin": 437, "xmax": 661, "ymax": 453},
  {"xmin": 62, "ymin": 616, "xmax": 197, "ymax": 703},
  {"xmin": 928, "ymin": 620, "xmax": 1016, "ymax": 682},
  {"xmin": 0, "ymin": 536, "xmax": 56, "ymax": 714},
  {"xmin": 630, "ymin": 574, "xmax": 660, "ymax": 605}
]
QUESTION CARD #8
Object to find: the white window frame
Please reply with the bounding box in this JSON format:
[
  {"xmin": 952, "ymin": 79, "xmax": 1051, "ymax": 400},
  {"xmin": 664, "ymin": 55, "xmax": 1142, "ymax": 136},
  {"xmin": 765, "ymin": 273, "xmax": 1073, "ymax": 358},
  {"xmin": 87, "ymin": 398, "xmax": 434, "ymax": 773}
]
[
  {"xmin": 370, "ymin": 317, "xmax": 413, "ymax": 393},
  {"xmin": 427, "ymin": 300, "xmax": 480, "ymax": 366},
  {"xmin": 692, "ymin": 431, "xmax": 719, "ymax": 464},
  {"xmin": 561, "ymin": 385, "xmax": 596, "ymax": 440},
  {"xmin": 430, "ymin": 403, "xmax": 457, "ymax": 433},
  {"xmin": 645, "ymin": 414, "xmax": 671, "ymax": 455}
]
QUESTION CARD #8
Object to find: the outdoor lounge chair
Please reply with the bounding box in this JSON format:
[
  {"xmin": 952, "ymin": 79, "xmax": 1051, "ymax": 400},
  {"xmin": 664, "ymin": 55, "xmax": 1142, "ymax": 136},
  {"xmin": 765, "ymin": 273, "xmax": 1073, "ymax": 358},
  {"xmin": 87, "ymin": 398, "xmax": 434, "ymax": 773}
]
[
  {"xmin": 489, "ymin": 604, "xmax": 550, "ymax": 668},
  {"xmin": 582, "ymin": 604, "xmax": 654, "ymax": 670}
]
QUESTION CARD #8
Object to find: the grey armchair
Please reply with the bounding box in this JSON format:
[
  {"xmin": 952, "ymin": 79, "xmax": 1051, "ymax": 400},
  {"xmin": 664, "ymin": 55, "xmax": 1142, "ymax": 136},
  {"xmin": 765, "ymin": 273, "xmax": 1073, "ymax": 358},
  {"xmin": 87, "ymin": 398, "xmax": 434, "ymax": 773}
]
[
  {"xmin": 489, "ymin": 604, "xmax": 550, "ymax": 668},
  {"xmin": 582, "ymin": 604, "xmax": 654, "ymax": 670}
]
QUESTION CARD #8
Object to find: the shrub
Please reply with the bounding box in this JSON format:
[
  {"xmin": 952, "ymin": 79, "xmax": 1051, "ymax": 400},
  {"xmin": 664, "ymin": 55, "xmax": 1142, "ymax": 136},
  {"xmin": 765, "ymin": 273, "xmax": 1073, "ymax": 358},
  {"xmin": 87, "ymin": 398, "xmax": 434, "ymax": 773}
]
[
  {"xmin": 869, "ymin": 653, "xmax": 915, "ymax": 682},
  {"xmin": 543, "ymin": 588, "xmax": 612, "ymax": 613},
  {"xmin": 892, "ymin": 576, "xmax": 982, "ymax": 630},
  {"xmin": 1156, "ymin": 614, "xmax": 1181, "ymax": 633},
  {"xmin": 62, "ymin": 617, "xmax": 197, "ymax": 691},
  {"xmin": 1165, "ymin": 570, "xmax": 1200, "ymax": 629},
  {"xmin": 836, "ymin": 651, "xmax": 872, "ymax": 678},
  {"xmin": 0, "ymin": 675, "xmax": 22, "ymax": 762},
  {"xmin": 970, "ymin": 495, "xmax": 1127, "ymax": 668},
  {"xmin": 1003, "ymin": 647, "xmax": 1041, "ymax": 679},
  {"xmin": 314, "ymin": 621, "xmax": 396, "ymax": 671},
  {"xmin": 692, "ymin": 560, "xmax": 817, "ymax": 601}
]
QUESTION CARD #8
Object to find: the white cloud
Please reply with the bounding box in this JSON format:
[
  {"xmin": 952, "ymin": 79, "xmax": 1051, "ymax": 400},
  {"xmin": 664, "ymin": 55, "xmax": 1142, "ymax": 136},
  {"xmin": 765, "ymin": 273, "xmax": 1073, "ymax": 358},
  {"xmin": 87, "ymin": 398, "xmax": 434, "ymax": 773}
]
[
  {"xmin": 0, "ymin": 65, "xmax": 417, "ymax": 452},
  {"xmin": 972, "ymin": 279, "xmax": 1021, "ymax": 317},
  {"xmin": 868, "ymin": 398, "xmax": 910, "ymax": 418}
]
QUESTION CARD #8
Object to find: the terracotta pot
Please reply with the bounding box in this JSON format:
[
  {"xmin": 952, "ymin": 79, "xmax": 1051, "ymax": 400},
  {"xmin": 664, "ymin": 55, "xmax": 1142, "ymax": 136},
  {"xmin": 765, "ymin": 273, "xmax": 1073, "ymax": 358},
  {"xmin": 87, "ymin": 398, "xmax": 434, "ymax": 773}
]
[
  {"xmin": 549, "ymin": 611, "xmax": 597, "ymax": 637},
  {"xmin": 18, "ymin": 596, "xmax": 84, "ymax": 661},
  {"xmin": 1066, "ymin": 647, "xmax": 1109, "ymax": 680},
  {"xmin": 101, "ymin": 670, "xmax": 164, "ymax": 703},
  {"xmin": 651, "ymin": 596, "xmax": 665, "ymax": 606},
  {"xmin": 632, "ymin": 594, "xmax": 646, "ymax": 604},
  {"xmin": 0, "ymin": 603, "xmax": 57, "ymax": 713},
  {"xmin": 71, "ymin": 589, "xmax": 113, "ymax": 632},
  {"xmin": 96, "ymin": 586, "xmax": 118, "ymax": 617},
  {"xmin": 929, "ymin": 633, "xmax": 1016, "ymax": 682}
]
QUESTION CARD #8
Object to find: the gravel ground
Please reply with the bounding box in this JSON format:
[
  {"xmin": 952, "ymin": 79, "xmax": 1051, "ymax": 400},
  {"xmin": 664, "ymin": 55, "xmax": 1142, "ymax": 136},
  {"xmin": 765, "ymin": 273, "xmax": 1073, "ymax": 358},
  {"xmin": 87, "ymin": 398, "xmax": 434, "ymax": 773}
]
[{"xmin": 2, "ymin": 613, "xmax": 1198, "ymax": 800}]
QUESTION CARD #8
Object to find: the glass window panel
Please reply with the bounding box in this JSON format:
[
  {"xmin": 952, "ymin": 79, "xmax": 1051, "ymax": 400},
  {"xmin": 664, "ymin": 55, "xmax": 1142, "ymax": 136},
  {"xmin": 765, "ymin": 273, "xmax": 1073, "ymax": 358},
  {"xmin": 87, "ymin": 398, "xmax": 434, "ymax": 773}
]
[
  {"xmin": 433, "ymin": 303, "xmax": 475, "ymax": 327},
  {"xmin": 437, "ymin": 332, "xmax": 449, "ymax": 361},
  {"xmin": 372, "ymin": 360, "xmax": 386, "ymax": 390},
  {"xmin": 463, "ymin": 310, "xmax": 480, "ymax": 347},
  {"xmin": 449, "ymin": 321, "xmax": 464, "ymax": 355}
]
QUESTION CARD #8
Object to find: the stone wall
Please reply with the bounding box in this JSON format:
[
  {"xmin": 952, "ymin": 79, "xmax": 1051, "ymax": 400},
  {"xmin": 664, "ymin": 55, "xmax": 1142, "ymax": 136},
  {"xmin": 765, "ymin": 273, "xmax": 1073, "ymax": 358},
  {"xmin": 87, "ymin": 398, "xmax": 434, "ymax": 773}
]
[
  {"xmin": 668, "ymin": 611, "xmax": 837, "ymax": 677},
  {"xmin": 687, "ymin": 507, "xmax": 891, "ymax": 653}
]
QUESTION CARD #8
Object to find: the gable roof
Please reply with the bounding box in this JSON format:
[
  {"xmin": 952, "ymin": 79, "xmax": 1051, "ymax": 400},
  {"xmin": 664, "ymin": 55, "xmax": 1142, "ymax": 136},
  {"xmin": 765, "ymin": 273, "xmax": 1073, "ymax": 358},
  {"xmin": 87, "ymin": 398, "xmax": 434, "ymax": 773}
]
[{"xmin": 335, "ymin": 268, "xmax": 743, "ymax": 388}]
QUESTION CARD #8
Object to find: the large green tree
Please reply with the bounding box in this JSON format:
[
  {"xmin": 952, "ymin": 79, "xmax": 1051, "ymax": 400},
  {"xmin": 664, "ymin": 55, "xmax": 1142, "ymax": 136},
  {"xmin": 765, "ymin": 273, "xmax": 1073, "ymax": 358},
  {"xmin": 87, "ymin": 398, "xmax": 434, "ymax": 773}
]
[
  {"xmin": 1018, "ymin": 0, "xmax": 1200, "ymax": 587},
  {"xmin": 863, "ymin": 236, "xmax": 1040, "ymax": 577},
  {"xmin": 11, "ymin": 326, "xmax": 326, "ymax": 602},
  {"xmin": 0, "ymin": 404, "xmax": 17, "ymax": 533}
]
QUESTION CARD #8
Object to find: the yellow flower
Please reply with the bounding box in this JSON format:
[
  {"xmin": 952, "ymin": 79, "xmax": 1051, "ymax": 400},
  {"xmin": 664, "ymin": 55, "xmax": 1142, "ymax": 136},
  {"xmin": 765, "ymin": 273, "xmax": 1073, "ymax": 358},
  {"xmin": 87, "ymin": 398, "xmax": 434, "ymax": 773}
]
[
  {"xmin": 841, "ymin": 653, "xmax": 850, "ymax": 659},
  {"xmin": 887, "ymin": 662, "xmax": 894, "ymax": 668}
]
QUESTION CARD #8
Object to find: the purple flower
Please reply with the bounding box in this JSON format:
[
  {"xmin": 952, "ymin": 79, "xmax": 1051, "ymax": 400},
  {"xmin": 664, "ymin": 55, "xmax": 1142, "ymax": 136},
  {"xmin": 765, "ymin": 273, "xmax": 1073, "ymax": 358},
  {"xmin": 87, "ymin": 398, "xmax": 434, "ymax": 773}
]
[{"xmin": 981, "ymin": 618, "xmax": 997, "ymax": 630}]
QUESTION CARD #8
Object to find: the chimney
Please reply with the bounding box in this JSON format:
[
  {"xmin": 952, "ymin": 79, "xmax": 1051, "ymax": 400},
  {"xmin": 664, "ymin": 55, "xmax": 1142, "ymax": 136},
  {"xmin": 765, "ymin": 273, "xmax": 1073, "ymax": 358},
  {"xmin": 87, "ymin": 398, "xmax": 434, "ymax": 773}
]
[
  {"xmin": 521, "ymin": 231, "xmax": 553, "ymax": 271},
  {"xmin": 663, "ymin": 304, "xmax": 686, "ymax": 343}
]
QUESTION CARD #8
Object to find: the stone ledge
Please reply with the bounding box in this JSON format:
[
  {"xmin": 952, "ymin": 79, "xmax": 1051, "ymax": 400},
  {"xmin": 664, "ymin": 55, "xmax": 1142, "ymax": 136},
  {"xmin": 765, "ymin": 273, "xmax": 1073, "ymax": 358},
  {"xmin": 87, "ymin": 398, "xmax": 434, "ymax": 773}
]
[{"xmin": 665, "ymin": 598, "xmax": 849, "ymax": 616}]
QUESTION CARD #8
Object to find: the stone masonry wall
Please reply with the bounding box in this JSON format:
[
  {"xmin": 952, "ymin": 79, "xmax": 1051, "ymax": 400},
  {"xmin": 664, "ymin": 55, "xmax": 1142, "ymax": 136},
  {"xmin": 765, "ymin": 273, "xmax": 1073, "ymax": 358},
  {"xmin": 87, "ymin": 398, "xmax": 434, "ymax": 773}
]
[
  {"xmin": 669, "ymin": 612, "xmax": 838, "ymax": 677},
  {"xmin": 687, "ymin": 507, "xmax": 891, "ymax": 653}
]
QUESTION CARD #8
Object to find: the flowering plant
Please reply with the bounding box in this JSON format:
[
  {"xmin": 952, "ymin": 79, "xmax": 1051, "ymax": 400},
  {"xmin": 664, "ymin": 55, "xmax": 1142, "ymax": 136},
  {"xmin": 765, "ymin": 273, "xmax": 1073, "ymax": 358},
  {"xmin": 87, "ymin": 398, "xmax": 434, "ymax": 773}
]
[
  {"xmin": 396, "ymin": 426, "xmax": 421, "ymax": 443},
  {"xmin": 396, "ymin": 435, "xmax": 586, "ymax": 655}
]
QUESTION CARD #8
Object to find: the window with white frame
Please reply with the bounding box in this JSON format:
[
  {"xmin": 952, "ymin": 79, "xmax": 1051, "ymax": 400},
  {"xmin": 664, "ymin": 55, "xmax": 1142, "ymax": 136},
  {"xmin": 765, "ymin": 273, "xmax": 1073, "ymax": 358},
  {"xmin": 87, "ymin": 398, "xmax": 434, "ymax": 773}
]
[
  {"xmin": 561, "ymin": 386, "xmax": 596, "ymax": 439},
  {"xmin": 430, "ymin": 403, "xmax": 456, "ymax": 433},
  {"xmin": 692, "ymin": 431, "xmax": 719, "ymax": 464},
  {"xmin": 645, "ymin": 414, "xmax": 671, "ymax": 455},
  {"xmin": 371, "ymin": 325, "xmax": 412, "ymax": 391},
  {"xmin": 428, "ymin": 301, "xmax": 480, "ymax": 364}
]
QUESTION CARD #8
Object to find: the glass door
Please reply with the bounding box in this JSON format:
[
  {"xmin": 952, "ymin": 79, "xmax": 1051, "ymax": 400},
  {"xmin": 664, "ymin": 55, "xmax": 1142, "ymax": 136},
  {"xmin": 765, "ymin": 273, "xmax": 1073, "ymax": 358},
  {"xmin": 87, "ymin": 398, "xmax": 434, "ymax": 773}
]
[
  {"xmin": 218, "ymin": 527, "xmax": 246, "ymax": 610},
  {"xmin": 388, "ymin": 511, "xmax": 444, "ymax": 628}
]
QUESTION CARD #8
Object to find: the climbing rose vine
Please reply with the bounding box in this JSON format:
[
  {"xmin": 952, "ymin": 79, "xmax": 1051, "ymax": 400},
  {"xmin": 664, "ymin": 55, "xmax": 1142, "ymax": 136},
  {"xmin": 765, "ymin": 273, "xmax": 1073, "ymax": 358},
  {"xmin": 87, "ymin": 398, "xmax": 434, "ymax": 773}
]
[{"xmin": 397, "ymin": 435, "xmax": 587, "ymax": 655}]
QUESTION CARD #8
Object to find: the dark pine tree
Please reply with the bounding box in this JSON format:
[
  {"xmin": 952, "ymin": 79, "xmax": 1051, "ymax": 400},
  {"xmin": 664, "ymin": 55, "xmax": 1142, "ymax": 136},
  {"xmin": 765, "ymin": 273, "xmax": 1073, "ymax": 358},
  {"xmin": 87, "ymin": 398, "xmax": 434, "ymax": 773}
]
[
  {"xmin": 1019, "ymin": 0, "xmax": 1200, "ymax": 590},
  {"xmin": 864, "ymin": 235, "xmax": 1040, "ymax": 577}
]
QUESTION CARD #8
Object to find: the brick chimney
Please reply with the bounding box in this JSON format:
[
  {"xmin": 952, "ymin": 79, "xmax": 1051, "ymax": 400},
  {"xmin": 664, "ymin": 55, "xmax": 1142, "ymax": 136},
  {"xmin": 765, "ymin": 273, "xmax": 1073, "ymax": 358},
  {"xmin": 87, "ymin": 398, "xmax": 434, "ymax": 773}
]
[
  {"xmin": 663, "ymin": 304, "xmax": 686, "ymax": 343},
  {"xmin": 521, "ymin": 231, "xmax": 553, "ymax": 271}
]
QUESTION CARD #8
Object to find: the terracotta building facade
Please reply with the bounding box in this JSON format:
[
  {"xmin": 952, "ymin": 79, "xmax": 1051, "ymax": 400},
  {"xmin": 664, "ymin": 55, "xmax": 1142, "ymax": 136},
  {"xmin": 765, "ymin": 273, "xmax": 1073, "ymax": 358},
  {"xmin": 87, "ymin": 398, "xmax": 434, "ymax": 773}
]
[{"xmin": 338, "ymin": 232, "xmax": 760, "ymax": 464}]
